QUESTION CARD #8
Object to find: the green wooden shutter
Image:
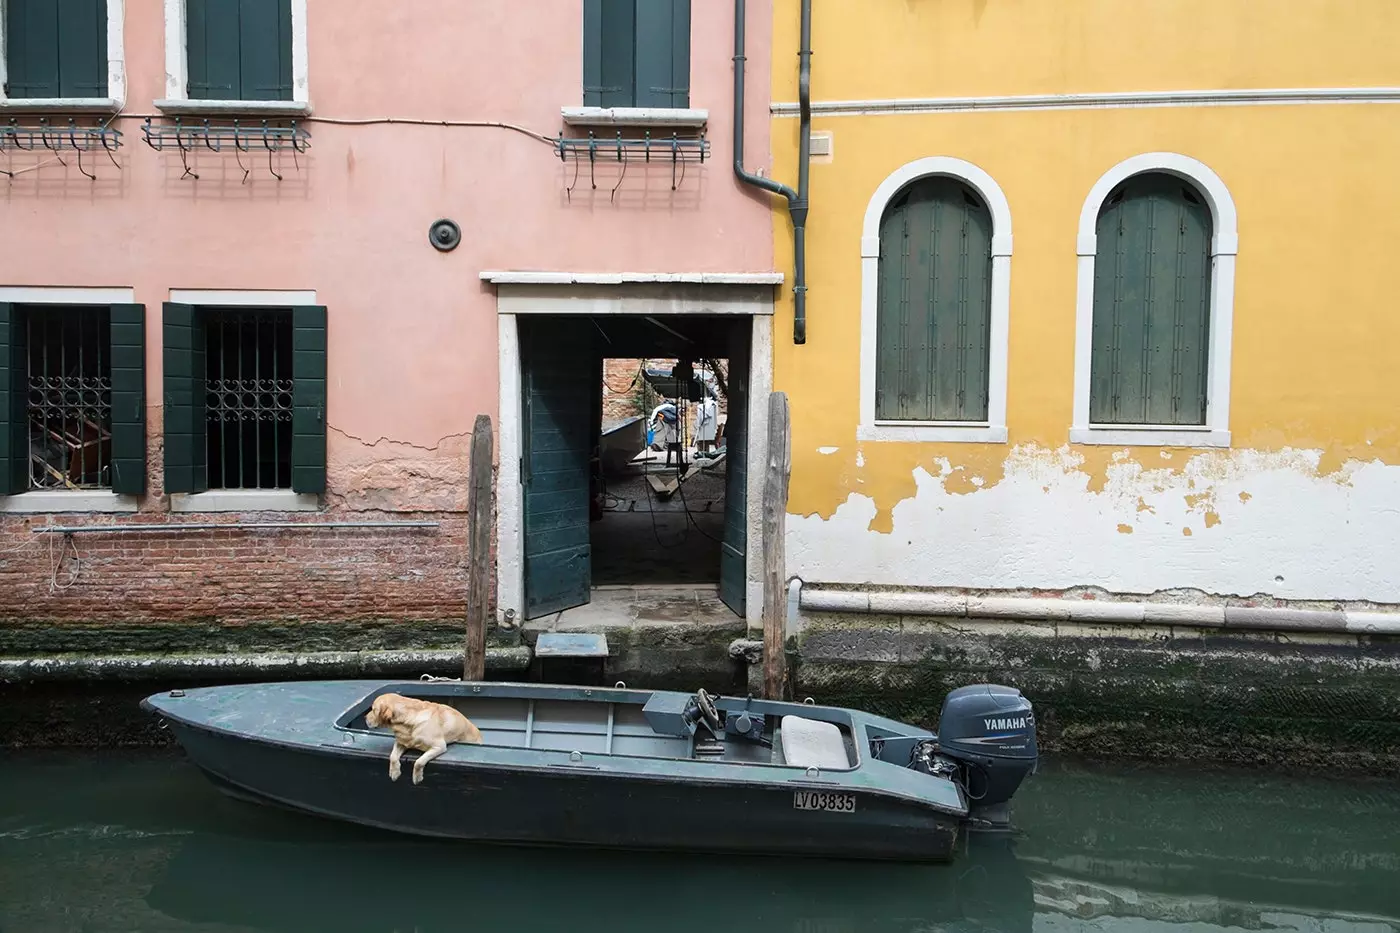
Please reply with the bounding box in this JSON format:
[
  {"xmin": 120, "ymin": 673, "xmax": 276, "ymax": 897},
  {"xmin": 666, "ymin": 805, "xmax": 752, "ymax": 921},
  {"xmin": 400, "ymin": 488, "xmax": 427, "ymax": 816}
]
[
  {"xmin": 290, "ymin": 305, "xmax": 326, "ymax": 495},
  {"xmin": 635, "ymin": 0, "xmax": 690, "ymax": 108},
  {"xmin": 107, "ymin": 303, "xmax": 146, "ymax": 496},
  {"xmin": 583, "ymin": 0, "xmax": 635, "ymax": 107},
  {"xmin": 5, "ymin": 0, "xmax": 60, "ymax": 97},
  {"xmin": 162, "ymin": 302, "xmax": 207, "ymax": 495},
  {"xmin": 1089, "ymin": 174, "xmax": 1212, "ymax": 426},
  {"xmin": 238, "ymin": 0, "xmax": 293, "ymax": 101},
  {"xmin": 57, "ymin": 0, "xmax": 107, "ymax": 97},
  {"xmin": 873, "ymin": 177, "xmax": 994, "ymax": 422},
  {"xmin": 187, "ymin": 0, "xmax": 290, "ymax": 101},
  {"xmin": 0, "ymin": 303, "xmax": 29, "ymax": 495},
  {"xmin": 186, "ymin": 0, "xmax": 236, "ymax": 99}
]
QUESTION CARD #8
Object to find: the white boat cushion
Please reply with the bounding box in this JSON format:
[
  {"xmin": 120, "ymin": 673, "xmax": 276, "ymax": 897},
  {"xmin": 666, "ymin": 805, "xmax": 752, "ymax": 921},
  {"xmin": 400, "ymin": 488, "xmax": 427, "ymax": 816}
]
[{"xmin": 780, "ymin": 715, "xmax": 850, "ymax": 770}]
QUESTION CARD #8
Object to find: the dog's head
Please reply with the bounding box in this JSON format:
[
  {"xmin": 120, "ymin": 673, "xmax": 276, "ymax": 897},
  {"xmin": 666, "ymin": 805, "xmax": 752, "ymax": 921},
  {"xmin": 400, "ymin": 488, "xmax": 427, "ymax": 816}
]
[{"xmin": 365, "ymin": 693, "xmax": 401, "ymax": 729}]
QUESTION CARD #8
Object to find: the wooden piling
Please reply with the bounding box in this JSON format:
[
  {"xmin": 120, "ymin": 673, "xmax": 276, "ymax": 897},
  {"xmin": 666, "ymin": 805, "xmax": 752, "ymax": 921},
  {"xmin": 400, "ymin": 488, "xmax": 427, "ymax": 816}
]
[
  {"xmin": 762, "ymin": 391, "xmax": 791, "ymax": 700},
  {"xmin": 464, "ymin": 413, "xmax": 493, "ymax": 682}
]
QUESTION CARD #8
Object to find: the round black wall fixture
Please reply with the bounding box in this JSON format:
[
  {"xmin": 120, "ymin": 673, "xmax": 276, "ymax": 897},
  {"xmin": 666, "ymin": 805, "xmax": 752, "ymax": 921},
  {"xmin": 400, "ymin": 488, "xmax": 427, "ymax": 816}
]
[{"xmin": 429, "ymin": 218, "xmax": 461, "ymax": 252}]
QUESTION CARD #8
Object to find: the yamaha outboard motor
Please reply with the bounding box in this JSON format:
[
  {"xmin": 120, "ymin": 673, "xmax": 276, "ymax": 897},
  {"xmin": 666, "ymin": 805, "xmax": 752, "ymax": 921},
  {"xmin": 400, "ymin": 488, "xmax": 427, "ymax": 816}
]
[{"xmin": 911, "ymin": 684, "xmax": 1038, "ymax": 830}]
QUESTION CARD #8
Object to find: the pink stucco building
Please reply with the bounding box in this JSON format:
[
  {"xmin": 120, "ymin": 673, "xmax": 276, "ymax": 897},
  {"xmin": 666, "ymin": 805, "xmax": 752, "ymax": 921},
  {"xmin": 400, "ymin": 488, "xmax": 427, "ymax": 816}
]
[{"xmin": 0, "ymin": 1, "xmax": 780, "ymax": 642}]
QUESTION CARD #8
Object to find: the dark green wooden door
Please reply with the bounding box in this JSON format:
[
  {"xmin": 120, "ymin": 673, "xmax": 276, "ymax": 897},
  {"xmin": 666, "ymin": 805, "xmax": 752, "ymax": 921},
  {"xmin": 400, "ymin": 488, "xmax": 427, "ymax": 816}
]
[
  {"xmin": 874, "ymin": 177, "xmax": 994, "ymax": 422},
  {"xmin": 521, "ymin": 317, "xmax": 596, "ymax": 620},
  {"xmin": 1089, "ymin": 173, "xmax": 1212, "ymax": 425},
  {"xmin": 719, "ymin": 320, "xmax": 750, "ymax": 618}
]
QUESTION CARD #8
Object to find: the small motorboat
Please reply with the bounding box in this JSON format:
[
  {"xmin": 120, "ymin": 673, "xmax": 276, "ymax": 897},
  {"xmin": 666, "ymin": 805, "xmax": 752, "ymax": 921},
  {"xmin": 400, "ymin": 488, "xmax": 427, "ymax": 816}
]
[{"xmin": 141, "ymin": 679, "xmax": 1038, "ymax": 862}]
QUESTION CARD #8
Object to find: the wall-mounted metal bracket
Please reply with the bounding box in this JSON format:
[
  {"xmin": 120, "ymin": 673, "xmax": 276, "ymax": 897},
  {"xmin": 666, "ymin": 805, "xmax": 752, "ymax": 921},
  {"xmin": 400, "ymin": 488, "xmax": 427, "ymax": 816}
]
[
  {"xmin": 555, "ymin": 130, "xmax": 709, "ymax": 200},
  {"xmin": 141, "ymin": 116, "xmax": 311, "ymax": 182},
  {"xmin": 0, "ymin": 117, "xmax": 122, "ymax": 180}
]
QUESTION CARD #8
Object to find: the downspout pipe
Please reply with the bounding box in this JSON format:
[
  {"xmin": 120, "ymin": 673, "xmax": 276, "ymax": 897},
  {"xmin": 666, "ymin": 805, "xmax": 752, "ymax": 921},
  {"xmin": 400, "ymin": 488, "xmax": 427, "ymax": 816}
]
[{"xmin": 734, "ymin": 0, "xmax": 812, "ymax": 345}]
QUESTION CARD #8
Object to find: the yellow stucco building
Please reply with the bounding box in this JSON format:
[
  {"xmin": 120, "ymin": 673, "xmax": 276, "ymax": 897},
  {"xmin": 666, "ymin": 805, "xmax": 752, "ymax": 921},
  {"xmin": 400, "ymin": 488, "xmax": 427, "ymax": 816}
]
[{"xmin": 766, "ymin": 0, "xmax": 1400, "ymax": 612}]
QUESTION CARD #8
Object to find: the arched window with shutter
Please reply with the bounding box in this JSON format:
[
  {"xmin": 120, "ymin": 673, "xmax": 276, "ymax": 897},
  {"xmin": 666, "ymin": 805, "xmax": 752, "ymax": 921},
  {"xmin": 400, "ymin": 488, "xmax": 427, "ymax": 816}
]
[
  {"xmin": 858, "ymin": 157, "xmax": 1012, "ymax": 444},
  {"xmin": 875, "ymin": 177, "xmax": 994, "ymax": 423},
  {"xmin": 1071, "ymin": 153, "xmax": 1238, "ymax": 449},
  {"xmin": 1089, "ymin": 173, "xmax": 1212, "ymax": 426}
]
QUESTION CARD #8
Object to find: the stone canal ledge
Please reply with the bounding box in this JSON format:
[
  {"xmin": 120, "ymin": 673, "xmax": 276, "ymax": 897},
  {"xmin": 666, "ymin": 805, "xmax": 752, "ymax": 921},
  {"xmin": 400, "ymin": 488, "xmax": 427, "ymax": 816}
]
[{"xmin": 4, "ymin": 585, "xmax": 1400, "ymax": 775}]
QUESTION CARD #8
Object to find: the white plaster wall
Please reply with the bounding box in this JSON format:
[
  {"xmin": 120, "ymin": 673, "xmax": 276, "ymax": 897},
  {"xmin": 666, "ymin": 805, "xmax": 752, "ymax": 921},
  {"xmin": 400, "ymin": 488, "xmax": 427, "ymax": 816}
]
[{"xmin": 787, "ymin": 444, "xmax": 1400, "ymax": 603}]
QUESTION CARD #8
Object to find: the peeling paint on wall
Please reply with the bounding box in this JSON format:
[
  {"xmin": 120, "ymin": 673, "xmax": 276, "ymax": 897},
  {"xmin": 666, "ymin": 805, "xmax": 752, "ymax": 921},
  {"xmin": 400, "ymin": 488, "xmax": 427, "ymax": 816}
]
[{"xmin": 787, "ymin": 444, "xmax": 1400, "ymax": 602}]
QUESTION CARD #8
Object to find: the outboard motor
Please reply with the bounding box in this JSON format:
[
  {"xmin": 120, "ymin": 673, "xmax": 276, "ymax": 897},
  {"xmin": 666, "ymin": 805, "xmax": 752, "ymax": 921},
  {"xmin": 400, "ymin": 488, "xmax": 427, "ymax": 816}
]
[{"xmin": 911, "ymin": 684, "xmax": 1038, "ymax": 831}]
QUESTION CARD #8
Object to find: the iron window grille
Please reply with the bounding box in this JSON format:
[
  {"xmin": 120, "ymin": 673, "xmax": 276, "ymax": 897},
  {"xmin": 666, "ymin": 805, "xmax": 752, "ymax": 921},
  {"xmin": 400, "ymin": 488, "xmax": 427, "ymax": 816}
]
[
  {"xmin": 27, "ymin": 306, "xmax": 113, "ymax": 490},
  {"xmin": 204, "ymin": 309, "xmax": 293, "ymax": 490}
]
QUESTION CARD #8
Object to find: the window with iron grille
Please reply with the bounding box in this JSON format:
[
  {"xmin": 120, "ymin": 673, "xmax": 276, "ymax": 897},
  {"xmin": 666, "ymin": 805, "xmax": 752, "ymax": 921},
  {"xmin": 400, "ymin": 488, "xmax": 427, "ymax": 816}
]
[
  {"xmin": 162, "ymin": 301, "xmax": 326, "ymax": 497},
  {"xmin": 25, "ymin": 306, "xmax": 111, "ymax": 489},
  {"xmin": 0, "ymin": 301, "xmax": 146, "ymax": 497},
  {"xmin": 2, "ymin": 0, "xmax": 108, "ymax": 99},
  {"xmin": 204, "ymin": 309, "xmax": 293, "ymax": 489},
  {"xmin": 583, "ymin": 0, "xmax": 690, "ymax": 108},
  {"xmin": 185, "ymin": 0, "xmax": 292, "ymax": 101}
]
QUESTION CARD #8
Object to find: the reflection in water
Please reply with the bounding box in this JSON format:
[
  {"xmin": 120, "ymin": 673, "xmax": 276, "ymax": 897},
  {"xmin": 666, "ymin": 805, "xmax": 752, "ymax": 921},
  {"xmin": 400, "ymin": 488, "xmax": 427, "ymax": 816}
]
[{"xmin": 0, "ymin": 751, "xmax": 1396, "ymax": 933}]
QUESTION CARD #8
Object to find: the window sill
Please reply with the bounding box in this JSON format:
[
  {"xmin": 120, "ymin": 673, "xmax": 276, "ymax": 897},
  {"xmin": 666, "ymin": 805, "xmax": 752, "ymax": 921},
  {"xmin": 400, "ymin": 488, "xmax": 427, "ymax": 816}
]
[
  {"xmin": 0, "ymin": 491, "xmax": 139, "ymax": 514},
  {"xmin": 561, "ymin": 106, "xmax": 708, "ymax": 129},
  {"xmin": 857, "ymin": 423, "xmax": 1009, "ymax": 444},
  {"xmin": 153, "ymin": 99, "xmax": 313, "ymax": 117},
  {"xmin": 1069, "ymin": 427, "xmax": 1231, "ymax": 449},
  {"xmin": 170, "ymin": 490, "xmax": 321, "ymax": 513},
  {"xmin": 0, "ymin": 98, "xmax": 122, "ymax": 114}
]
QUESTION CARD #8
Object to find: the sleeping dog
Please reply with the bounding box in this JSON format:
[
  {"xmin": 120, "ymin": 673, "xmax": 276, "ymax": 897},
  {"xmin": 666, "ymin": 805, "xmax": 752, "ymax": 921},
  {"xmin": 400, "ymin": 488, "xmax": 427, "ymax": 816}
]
[{"xmin": 365, "ymin": 692, "xmax": 483, "ymax": 785}]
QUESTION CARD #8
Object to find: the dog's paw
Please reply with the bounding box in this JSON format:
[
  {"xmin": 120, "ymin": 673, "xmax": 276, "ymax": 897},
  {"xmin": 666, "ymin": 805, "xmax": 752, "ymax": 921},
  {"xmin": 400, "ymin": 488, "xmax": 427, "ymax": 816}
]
[
  {"xmin": 412, "ymin": 769, "xmax": 424, "ymax": 786},
  {"xmin": 389, "ymin": 764, "xmax": 401, "ymax": 782}
]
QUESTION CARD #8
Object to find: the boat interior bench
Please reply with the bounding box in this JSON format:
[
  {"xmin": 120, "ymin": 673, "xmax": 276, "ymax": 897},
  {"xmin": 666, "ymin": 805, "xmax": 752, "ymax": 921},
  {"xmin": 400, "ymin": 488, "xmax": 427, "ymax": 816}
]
[{"xmin": 343, "ymin": 687, "xmax": 858, "ymax": 771}]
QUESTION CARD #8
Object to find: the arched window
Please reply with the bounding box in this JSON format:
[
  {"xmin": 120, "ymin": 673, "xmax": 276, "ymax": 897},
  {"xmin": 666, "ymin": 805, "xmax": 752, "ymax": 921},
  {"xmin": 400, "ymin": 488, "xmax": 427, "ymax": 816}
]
[
  {"xmin": 1071, "ymin": 152, "xmax": 1237, "ymax": 448},
  {"xmin": 874, "ymin": 177, "xmax": 994, "ymax": 423},
  {"xmin": 1089, "ymin": 173, "xmax": 1212, "ymax": 426}
]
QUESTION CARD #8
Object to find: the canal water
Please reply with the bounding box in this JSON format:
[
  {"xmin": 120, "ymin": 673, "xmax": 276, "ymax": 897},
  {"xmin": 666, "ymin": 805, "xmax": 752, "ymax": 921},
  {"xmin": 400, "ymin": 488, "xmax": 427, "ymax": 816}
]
[{"xmin": 1, "ymin": 751, "xmax": 1397, "ymax": 932}]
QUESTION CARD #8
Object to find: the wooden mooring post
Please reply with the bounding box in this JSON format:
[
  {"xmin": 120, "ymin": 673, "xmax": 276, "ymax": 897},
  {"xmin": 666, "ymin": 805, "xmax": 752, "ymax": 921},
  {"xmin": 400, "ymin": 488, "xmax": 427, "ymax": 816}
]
[
  {"xmin": 464, "ymin": 413, "xmax": 494, "ymax": 682},
  {"xmin": 762, "ymin": 391, "xmax": 791, "ymax": 700}
]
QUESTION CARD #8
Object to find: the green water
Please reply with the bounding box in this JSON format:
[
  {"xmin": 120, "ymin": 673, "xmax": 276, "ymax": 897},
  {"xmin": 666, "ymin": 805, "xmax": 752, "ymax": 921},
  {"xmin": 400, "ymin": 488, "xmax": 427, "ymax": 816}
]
[{"xmin": 1, "ymin": 751, "xmax": 1397, "ymax": 932}]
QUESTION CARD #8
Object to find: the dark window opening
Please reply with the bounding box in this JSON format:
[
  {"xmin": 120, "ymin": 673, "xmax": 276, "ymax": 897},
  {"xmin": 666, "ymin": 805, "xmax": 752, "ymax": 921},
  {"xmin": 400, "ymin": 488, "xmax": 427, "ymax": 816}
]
[
  {"xmin": 204, "ymin": 309, "xmax": 293, "ymax": 489},
  {"xmin": 27, "ymin": 306, "xmax": 112, "ymax": 490}
]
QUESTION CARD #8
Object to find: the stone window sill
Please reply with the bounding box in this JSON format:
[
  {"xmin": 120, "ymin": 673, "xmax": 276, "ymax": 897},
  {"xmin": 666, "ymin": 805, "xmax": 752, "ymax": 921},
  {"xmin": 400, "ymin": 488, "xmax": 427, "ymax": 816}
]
[
  {"xmin": 0, "ymin": 490, "xmax": 139, "ymax": 513},
  {"xmin": 561, "ymin": 106, "xmax": 708, "ymax": 129},
  {"xmin": 154, "ymin": 99, "xmax": 313, "ymax": 117},
  {"xmin": 857, "ymin": 423, "xmax": 1009, "ymax": 444},
  {"xmin": 1070, "ymin": 427, "xmax": 1231, "ymax": 449},
  {"xmin": 170, "ymin": 490, "xmax": 321, "ymax": 513},
  {"xmin": 0, "ymin": 98, "xmax": 122, "ymax": 114}
]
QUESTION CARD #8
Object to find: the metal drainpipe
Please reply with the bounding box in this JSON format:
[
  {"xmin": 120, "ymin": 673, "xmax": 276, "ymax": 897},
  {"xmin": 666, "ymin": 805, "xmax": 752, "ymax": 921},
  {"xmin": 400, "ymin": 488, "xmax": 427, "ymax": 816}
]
[{"xmin": 734, "ymin": 0, "xmax": 812, "ymax": 345}]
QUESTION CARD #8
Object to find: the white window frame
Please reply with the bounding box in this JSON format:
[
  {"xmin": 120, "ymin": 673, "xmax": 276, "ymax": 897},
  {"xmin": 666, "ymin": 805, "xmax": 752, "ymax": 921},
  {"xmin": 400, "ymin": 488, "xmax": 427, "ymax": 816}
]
[
  {"xmin": 0, "ymin": 286, "xmax": 139, "ymax": 514},
  {"xmin": 156, "ymin": 0, "xmax": 310, "ymax": 116},
  {"xmin": 1071, "ymin": 152, "xmax": 1237, "ymax": 449},
  {"xmin": 858, "ymin": 156, "xmax": 1012, "ymax": 443},
  {"xmin": 0, "ymin": 0, "xmax": 125, "ymax": 113},
  {"xmin": 165, "ymin": 287, "xmax": 321, "ymax": 513}
]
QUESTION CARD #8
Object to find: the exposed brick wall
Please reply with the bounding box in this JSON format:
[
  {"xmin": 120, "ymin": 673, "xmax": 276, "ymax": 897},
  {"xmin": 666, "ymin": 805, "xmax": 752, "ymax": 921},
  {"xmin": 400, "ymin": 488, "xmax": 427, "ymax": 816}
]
[{"xmin": 0, "ymin": 508, "xmax": 490, "ymax": 626}]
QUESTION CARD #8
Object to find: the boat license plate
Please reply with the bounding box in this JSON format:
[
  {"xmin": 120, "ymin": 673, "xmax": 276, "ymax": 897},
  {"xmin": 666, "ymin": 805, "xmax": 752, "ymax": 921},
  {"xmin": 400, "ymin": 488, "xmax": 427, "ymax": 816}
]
[{"xmin": 793, "ymin": 790, "xmax": 856, "ymax": 813}]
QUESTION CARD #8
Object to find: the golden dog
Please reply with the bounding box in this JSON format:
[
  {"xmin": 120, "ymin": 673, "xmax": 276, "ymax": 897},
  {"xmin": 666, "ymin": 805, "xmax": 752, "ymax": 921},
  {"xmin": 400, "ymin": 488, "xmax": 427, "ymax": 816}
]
[{"xmin": 365, "ymin": 692, "xmax": 483, "ymax": 785}]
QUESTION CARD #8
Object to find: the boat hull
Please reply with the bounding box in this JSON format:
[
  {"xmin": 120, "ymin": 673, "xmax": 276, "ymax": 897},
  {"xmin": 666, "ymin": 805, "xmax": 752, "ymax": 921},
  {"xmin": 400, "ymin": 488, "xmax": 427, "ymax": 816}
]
[{"xmin": 164, "ymin": 718, "xmax": 962, "ymax": 862}]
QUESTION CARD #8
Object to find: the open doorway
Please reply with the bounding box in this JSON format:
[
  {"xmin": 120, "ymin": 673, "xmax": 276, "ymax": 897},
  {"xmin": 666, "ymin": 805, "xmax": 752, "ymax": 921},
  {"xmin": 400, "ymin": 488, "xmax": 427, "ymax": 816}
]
[
  {"xmin": 518, "ymin": 313, "xmax": 751, "ymax": 621},
  {"xmin": 593, "ymin": 356, "xmax": 729, "ymax": 586}
]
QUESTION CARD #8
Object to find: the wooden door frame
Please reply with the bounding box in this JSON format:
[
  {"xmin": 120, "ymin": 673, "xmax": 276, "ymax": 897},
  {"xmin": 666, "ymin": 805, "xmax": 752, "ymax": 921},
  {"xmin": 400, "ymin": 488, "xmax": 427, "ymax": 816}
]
[{"xmin": 487, "ymin": 276, "xmax": 777, "ymax": 631}]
